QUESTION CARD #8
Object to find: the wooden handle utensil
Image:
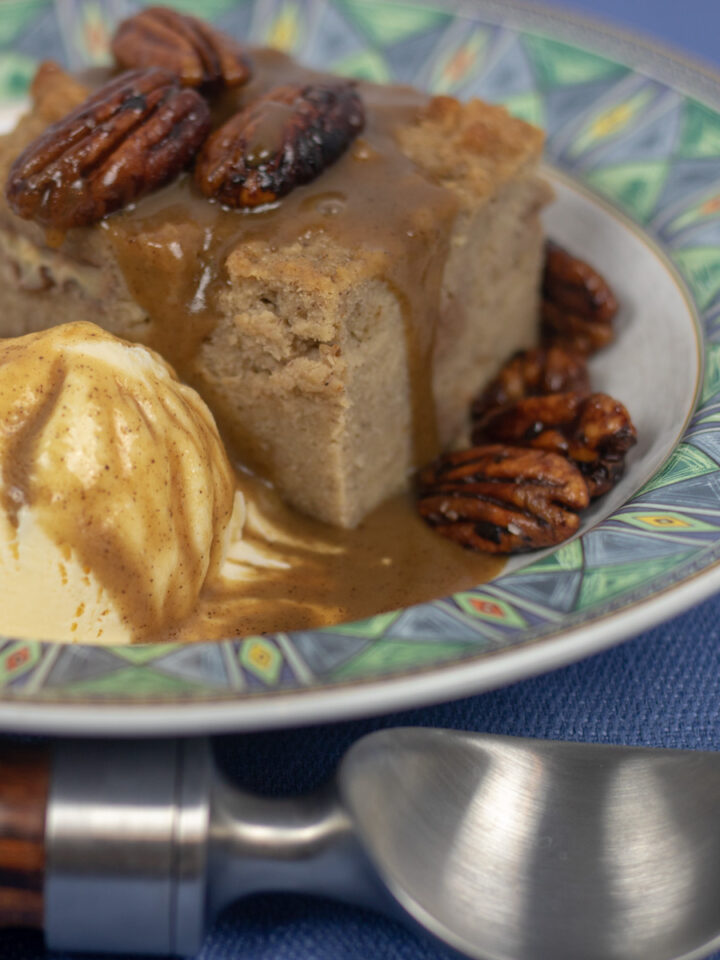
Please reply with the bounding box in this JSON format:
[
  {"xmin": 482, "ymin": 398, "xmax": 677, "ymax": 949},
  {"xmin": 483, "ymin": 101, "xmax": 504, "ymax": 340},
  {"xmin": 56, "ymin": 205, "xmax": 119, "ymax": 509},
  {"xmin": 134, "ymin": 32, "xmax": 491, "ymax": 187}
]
[{"xmin": 0, "ymin": 744, "xmax": 49, "ymax": 928}]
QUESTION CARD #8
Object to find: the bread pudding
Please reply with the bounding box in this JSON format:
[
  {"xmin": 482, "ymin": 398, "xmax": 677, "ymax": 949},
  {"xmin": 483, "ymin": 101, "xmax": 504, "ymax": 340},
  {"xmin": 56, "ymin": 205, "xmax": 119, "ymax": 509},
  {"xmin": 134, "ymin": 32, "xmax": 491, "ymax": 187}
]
[{"xmin": 0, "ymin": 49, "xmax": 550, "ymax": 529}]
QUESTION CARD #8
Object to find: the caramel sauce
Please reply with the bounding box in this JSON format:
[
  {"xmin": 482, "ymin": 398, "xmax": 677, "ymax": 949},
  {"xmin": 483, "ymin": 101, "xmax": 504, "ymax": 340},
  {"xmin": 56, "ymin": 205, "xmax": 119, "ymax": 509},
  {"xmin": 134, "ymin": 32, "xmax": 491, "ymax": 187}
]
[
  {"xmin": 0, "ymin": 354, "xmax": 66, "ymax": 531},
  {"xmin": 243, "ymin": 99, "xmax": 297, "ymax": 166},
  {"xmin": 179, "ymin": 475, "xmax": 502, "ymax": 641}
]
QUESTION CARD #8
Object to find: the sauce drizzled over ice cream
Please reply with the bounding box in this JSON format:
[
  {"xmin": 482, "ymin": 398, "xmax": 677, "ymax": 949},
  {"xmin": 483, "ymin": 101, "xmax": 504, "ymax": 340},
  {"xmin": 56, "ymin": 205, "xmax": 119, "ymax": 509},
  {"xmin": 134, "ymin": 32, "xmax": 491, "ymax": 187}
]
[{"xmin": 0, "ymin": 322, "xmax": 243, "ymax": 643}]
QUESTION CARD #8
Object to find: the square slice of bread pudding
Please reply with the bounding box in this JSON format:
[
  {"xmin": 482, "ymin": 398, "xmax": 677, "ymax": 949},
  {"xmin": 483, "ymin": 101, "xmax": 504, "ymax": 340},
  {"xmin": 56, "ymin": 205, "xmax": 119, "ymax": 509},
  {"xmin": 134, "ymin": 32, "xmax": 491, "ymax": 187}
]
[{"xmin": 0, "ymin": 50, "xmax": 551, "ymax": 528}]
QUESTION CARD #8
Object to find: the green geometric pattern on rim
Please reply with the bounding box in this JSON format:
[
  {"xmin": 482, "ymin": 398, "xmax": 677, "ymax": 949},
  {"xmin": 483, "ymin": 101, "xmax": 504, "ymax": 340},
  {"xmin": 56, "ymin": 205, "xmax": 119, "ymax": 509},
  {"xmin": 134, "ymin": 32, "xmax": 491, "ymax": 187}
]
[{"xmin": 2, "ymin": 0, "xmax": 720, "ymax": 706}]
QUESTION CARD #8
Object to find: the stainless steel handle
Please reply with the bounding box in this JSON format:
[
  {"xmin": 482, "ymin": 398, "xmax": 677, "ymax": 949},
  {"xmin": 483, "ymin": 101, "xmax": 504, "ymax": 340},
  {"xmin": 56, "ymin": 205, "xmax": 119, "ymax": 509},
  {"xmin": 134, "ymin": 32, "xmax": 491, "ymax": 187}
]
[
  {"xmin": 43, "ymin": 738, "xmax": 388, "ymax": 957},
  {"xmin": 45, "ymin": 738, "xmax": 212, "ymax": 956},
  {"xmin": 208, "ymin": 776, "xmax": 384, "ymax": 917}
]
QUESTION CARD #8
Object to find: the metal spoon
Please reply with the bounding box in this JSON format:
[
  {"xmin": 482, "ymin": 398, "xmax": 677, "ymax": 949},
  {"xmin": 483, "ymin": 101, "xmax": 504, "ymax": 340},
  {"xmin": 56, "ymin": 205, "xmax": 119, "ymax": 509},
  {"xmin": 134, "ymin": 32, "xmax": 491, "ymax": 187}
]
[{"xmin": 3, "ymin": 728, "xmax": 720, "ymax": 960}]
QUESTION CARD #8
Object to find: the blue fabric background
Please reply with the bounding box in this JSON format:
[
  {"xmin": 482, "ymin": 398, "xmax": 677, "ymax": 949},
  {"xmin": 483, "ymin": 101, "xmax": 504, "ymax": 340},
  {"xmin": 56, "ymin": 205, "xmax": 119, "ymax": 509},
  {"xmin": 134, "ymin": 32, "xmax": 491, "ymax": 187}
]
[{"xmin": 4, "ymin": 1, "xmax": 720, "ymax": 958}]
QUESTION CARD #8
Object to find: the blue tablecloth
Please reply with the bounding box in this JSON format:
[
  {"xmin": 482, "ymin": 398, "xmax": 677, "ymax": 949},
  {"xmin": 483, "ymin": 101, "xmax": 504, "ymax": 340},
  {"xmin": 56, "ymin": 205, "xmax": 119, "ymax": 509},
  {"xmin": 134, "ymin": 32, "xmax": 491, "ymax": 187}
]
[{"xmin": 4, "ymin": 1, "xmax": 720, "ymax": 958}]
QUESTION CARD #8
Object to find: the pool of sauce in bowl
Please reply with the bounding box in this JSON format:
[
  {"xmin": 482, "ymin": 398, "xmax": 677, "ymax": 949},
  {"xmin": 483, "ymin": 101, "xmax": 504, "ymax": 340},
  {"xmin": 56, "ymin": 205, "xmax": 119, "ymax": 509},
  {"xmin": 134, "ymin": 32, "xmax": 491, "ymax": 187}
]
[{"xmin": 176, "ymin": 475, "xmax": 503, "ymax": 642}]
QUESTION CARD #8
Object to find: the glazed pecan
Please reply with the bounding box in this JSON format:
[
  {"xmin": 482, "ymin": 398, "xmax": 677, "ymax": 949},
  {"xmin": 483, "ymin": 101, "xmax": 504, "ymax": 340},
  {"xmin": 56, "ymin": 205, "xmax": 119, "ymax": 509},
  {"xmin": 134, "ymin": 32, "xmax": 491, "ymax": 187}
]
[
  {"xmin": 542, "ymin": 240, "xmax": 618, "ymax": 354},
  {"xmin": 418, "ymin": 444, "xmax": 590, "ymax": 554},
  {"xmin": 472, "ymin": 391, "xmax": 637, "ymax": 497},
  {"xmin": 472, "ymin": 344, "xmax": 590, "ymax": 423},
  {"xmin": 473, "ymin": 391, "xmax": 583, "ymax": 450},
  {"xmin": 112, "ymin": 6, "xmax": 251, "ymax": 90},
  {"xmin": 195, "ymin": 83, "xmax": 365, "ymax": 207},
  {"xmin": 6, "ymin": 68, "xmax": 211, "ymax": 230},
  {"xmin": 567, "ymin": 392, "xmax": 638, "ymax": 497}
]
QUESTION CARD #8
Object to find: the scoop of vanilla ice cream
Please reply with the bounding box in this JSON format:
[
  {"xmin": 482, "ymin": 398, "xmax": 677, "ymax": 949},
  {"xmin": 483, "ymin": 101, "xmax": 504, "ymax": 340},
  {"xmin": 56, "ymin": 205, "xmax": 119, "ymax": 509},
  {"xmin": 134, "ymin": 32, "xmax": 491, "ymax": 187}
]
[{"xmin": 0, "ymin": 321, "xmax": 244, "ymax": 643}]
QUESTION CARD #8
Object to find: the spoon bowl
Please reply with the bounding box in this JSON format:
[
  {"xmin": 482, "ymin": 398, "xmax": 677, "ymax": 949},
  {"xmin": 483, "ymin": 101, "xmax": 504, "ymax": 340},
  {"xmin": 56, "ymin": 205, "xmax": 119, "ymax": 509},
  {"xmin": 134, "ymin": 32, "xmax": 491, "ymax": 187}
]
[{"xmin": 339, "ymin": 728, "xmax": 720, "ymax": 960}]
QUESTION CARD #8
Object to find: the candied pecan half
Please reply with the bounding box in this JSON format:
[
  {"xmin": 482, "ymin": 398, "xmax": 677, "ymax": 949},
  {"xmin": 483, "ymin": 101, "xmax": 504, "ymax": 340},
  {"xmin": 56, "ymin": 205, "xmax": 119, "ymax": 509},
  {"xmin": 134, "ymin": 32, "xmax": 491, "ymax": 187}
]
[
  {"xmin": 195, "ymin": 83, "xmax": 365, "ymax": 207},
  {"xmin": 418, "ymin": 444, "xmax": 590, "ymax": 554},
  {"xmin": 568, "ymin": 392, "xmax": 638, "ymax": 497},
  {"xmin": 472, "ymin": 344, "xmax": 590, "ymax": 422},
  {"xmin": 6, "ymin": 68, "xmax": 211, "ymax": 230},
  {"xmin": 112, "ymin": 6, "xmax": 251, "ymax": 90},
  {"xmin": 473, "ymin": 391, "xmax": 583, "ymax": 450},
  {"xmin": 472, "ymin": 391, "xmax": 637, "ymax": 497},
  {"xmin": 543, "ymin": 240, "xmax": 618, "ymax": 354}
]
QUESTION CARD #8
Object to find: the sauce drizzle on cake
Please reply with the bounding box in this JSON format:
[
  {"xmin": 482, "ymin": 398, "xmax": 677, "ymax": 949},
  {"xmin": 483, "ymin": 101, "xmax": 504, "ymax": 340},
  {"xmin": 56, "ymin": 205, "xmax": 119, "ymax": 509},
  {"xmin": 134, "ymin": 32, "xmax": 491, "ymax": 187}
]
[{"xmin": 104, "ymin": 48, "xmax": 458, "ymax": 469}]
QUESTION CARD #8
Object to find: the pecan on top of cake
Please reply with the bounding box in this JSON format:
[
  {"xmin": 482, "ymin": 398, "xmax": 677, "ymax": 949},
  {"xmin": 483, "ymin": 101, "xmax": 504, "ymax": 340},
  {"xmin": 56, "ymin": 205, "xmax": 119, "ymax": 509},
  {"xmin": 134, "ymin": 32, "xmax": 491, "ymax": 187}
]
[
  {"xmin": 195, "ymin": 83, "xmax": 365, "ymax": 207},
  {"xmin": 5, "ymin": 68, "xmax": 211, "ymax": 230},
  {"xmin": 4, "ymin": 9, "xmax": 368, "ymax": 228},
  {"xmin": 112, "ymin": 5, "xmax": 252, "ymax": 91}
]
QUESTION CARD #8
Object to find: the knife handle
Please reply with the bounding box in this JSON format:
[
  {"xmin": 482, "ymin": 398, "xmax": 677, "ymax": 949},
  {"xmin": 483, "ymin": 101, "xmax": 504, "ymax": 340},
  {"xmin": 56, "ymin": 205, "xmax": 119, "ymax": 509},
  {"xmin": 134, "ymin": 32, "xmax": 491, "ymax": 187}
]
[{"xmin": 0, "ymin": 743, "xmax": 50, "ymax": 929}]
